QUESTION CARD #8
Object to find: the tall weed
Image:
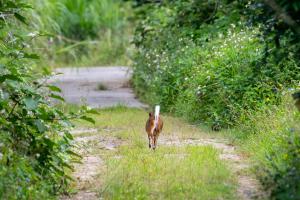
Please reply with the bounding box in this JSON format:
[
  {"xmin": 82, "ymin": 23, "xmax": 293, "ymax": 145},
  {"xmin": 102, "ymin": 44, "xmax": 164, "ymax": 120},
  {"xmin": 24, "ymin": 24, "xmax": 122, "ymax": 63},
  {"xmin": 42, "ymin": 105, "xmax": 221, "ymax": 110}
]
[
  {"xmin": 230, "ymin": 95, "xmax": 300, "ymax": 199},
  {"xmin": 29, "ymin": 0, "xmax": 133, "ymax": 67},
  {"xmin": 132, "ymin": 2, "xmax": 299, "ymax": 127}
]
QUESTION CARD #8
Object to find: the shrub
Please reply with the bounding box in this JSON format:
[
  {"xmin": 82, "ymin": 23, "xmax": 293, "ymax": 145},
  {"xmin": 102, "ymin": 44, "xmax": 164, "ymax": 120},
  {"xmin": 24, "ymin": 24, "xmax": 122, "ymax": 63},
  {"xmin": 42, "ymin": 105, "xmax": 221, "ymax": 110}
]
[
  {"xmin": 132, "ymin": 1, "xmax": 300, "ymax": 127},
  {"xmin": 231, "ymin": 95, "xmax": 300, "ymax": 200},
  {"xmin": 132, "ymin": 2, "xmax": 300, "ymax": 198},
  {"xmin": 31, "ymin": 0, "xmax": 127, "ymax": 40},
  {"xmin": 0, "ymin": 1, "xmax": 94, "ymax": 198},
  {"xmin": 27, "ymin": 0, "xmax": 133, "ymax": 66}
]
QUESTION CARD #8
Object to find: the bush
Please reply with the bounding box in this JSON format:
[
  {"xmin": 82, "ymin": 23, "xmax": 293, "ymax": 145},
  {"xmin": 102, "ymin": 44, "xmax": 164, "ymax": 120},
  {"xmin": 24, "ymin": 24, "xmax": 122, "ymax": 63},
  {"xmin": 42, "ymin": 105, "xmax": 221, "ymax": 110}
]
[
  {"xmin": 132, "ymin": 1, "xmax": 300, "ymax": 127},
  {"xmin": 132, "ymin": 2, "xmax": 300, "ymax": 199},
  {"xmin": 31, "ymin": 0, "xmax": 128, "ymax": 40},
  {"xmin": 231, "ymin": 95, "xmax": 300, "ymax": 200},
  {"xmin": 28, "ymin": 0, "xmax": 134, "ymax": 66},
  {"xmin": 0, "ymin": 1, "xmax": 94, "ymax": 198}
]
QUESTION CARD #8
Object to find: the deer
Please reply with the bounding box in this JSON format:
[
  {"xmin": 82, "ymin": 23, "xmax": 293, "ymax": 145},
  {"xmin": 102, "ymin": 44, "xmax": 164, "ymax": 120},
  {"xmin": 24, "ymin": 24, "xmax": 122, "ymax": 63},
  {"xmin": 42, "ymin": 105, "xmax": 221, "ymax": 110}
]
[{"xmin": 145, "ymin": 105, "xmax": 163, "ymax": 150}]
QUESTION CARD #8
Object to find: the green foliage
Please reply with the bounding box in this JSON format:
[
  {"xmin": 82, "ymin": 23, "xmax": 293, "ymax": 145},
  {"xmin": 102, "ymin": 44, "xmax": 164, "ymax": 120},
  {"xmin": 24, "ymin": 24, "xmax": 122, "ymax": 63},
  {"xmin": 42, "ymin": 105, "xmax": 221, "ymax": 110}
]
[
  {"xmin": 132, "ymin": 0, "xmax": 300, "ymax": 127},
  {"xmin": 0, "ymin": 1, "xmax": 95, "ymax": 198},
  {"xmin": 264, "ymin": 132, "xmax": 300, "ymax": 199},
  {"xmin": 228, "ymin": 96, "xmax": 300, "ymax": 200},
  {"xmin": 27, "ymin": 0, "xmax": 134, "ymax": 67},
  {"xmin": 31, "ymin": 0, "xmax": 127, "ymax": 40},
  {"xmin": 132, "ymin": 1, "xmax": 300, "ymax": 199},
  {"xmin": 246, "ymin": 0, "xmax": 300, "ymax": 66}
]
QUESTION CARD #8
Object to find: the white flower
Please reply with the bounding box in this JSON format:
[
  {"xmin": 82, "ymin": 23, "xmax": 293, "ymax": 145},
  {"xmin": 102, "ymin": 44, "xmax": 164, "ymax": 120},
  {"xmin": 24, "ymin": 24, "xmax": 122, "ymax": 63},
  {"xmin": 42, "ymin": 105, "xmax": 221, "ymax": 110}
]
[{"xmin": 27, "ymin": 31, "xmax": 39, "ymax": 37}]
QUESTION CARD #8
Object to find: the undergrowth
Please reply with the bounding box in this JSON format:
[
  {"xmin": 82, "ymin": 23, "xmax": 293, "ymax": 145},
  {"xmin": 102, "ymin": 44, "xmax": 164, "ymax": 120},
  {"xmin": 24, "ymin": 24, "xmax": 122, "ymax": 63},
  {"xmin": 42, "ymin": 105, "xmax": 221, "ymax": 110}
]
[
  {"xmin": 131, "ymin": 1, "xmax": 300, "ymax": 199},
  {"xmin": 0, "ymin": 1, "xmax": 96, "ymax": 198},
  {"xmin": 28, "ymin": 0, "xmax": 134, "ymax": 67},
  {"xmin": 132, "ymin": 1, "xmax": 299, "ymax": 128},
  {"xmin": 228, "ymin": 95, "xmax": 300, "ymax": 199}
]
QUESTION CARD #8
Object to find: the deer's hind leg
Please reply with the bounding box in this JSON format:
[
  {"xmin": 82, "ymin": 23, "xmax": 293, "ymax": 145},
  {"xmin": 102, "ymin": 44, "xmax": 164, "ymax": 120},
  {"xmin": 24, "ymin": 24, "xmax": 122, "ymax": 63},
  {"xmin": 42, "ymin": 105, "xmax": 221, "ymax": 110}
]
[
  {"xmin": 153, "ymin": 133, "xmax": 158, "ymax": 150},
  {"xmin": 148, "ymin": 135, "xmax": 151, "ymax": 149}
]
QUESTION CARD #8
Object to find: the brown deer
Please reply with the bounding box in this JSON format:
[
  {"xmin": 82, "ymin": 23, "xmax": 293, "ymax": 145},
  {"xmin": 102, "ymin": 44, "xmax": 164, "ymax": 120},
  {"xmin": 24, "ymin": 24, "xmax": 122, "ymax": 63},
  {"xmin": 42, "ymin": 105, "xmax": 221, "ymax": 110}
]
[{"xmin": 145, "ymin": 106, "xmax": 163, "ymax": 150}]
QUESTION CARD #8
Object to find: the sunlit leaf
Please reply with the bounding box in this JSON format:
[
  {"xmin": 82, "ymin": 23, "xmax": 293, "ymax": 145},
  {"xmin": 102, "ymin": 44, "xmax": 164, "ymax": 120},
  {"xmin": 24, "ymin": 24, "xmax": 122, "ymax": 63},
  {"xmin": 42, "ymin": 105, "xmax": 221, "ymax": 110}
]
[
  {"xmin": 50, "ymin": 94, "xmax": 65, "ymax": 102},
  {"xmin": 24, "ymin": 97, "xmax": 38, "ymax": 110},
  {"xmin": 47, "ymin": 85, "xmax": 62, "ymax": 93},
  {"xmin": 80, "ymin": 115, "xmax": 95, "ymax": 124},
  {"xmin": 34, "ymin": 119, "xmax": 47, "ymax": 133},
  {"xmin": 24, "ymin": 53, "xmax": 40, "ymax": 59},
  {"xmin": 14, "ymin": 13, "xmax": 27, "ymax": 24}
]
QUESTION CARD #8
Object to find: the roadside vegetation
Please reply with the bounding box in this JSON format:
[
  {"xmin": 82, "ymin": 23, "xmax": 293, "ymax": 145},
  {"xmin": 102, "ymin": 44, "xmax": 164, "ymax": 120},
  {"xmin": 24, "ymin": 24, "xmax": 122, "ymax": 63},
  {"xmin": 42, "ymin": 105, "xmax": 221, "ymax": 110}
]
[
  {"xmin": 131, "ymin": 1, "xmax": 300, "ymax": 199},
  {"xmin": 1, "ymin": 0, "xmax": 300, "ymax": 199},
  {"xmin": 28, "ymin": 0, "xmax": 134, "ymax": 67},
  {"xmin": 0, "ymin": 1, "xmax": 96, "ymax": 199}
]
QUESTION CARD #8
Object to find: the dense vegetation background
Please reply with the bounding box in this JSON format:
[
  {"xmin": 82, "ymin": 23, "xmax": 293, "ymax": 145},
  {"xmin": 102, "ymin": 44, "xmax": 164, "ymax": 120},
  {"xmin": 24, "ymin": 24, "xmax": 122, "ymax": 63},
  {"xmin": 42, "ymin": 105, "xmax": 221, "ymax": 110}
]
[
  {"xmin": 29, "ymin": 0, "xmax": 134, "ymax": 67},
  {"xmin": 0, "ymin": 1, "xmax": 97, "ymax": 199},
  {"xmin": 131, "ymin": 0, "xmax": 300, "ymax": 199},
  {"xmin": 0, "ymin": 0, "xmax": 299, "ymax": 199}
]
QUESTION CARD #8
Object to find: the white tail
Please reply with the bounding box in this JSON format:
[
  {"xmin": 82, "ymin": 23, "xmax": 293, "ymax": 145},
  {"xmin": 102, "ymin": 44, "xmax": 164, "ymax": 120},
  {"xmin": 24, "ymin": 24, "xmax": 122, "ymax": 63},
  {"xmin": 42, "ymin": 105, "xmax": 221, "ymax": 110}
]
[
  {"xmin": 154, "ymin": 105, "xmax": 160, "ymax": 119},
  {"xmin": 151, "ymin": 105, "xmax": 160, "ymax": 135},
  {"xmin": 154, "ymin": 105, "xmax": 160, "ymax": 126}
]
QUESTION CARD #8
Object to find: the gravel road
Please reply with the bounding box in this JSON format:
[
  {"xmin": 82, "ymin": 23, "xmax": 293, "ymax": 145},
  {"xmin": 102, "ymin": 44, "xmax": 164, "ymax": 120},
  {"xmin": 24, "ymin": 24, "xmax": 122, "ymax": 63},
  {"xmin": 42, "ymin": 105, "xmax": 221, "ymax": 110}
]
[{"xmin": 51, "ymin": 66, "xmax": 146, "ymax": 108}]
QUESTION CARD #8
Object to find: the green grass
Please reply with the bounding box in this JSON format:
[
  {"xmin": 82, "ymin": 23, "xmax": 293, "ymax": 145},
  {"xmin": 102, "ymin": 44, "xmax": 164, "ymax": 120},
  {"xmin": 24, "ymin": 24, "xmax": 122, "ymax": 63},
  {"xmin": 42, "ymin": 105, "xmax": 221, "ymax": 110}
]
[
  {"xmin": 97, "ymin": 83, "xmax": 108, "ymax": 91},
  {"xmin": 29, "ymin": 0, "xmax": 133, "ymax": 67},
  {"xmin": 215, "ymin": 95, "xmax": 300, "ymax": 199},
  {"xmin": 72, "ymin": 106, "xmax": 238, "ymax": 199},
  {"xmin": 101, "ymin": 146, "xmax": 236, "ymax": 200}
]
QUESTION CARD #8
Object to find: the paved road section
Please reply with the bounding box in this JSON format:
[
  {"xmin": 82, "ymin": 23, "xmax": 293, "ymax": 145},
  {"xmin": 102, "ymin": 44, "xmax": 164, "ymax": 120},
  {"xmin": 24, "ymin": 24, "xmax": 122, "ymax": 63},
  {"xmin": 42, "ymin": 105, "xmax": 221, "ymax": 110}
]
[{"xmin": 51, "ymin": 67, "xmax": 146, "ymax": 108}]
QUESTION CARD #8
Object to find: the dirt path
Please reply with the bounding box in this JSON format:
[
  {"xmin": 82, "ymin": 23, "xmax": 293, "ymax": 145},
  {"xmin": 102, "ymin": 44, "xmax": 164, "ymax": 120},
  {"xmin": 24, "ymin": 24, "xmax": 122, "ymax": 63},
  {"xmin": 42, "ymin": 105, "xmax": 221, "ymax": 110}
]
[
  {"xmin": 63, "ymin": 129, "xmax": 262, "ymax": 200},
  {"xmin": 63, "ymin": 129, "xmax": 260, "ymax": 200},
  {"xmin": 159, "ymin": 136, "xmax": 262, "ymax": 200},
  {"xmin": 56, "ymin": 67, "xmax": 262, "ymax": 200}
]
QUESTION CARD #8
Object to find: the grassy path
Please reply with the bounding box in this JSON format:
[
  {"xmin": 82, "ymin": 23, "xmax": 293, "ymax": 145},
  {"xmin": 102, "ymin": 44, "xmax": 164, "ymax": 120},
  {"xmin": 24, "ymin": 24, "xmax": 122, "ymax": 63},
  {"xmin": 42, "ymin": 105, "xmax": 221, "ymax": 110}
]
[{"xmin": 62, "ymin": 106, "xmax": 261, "ymax": 200}]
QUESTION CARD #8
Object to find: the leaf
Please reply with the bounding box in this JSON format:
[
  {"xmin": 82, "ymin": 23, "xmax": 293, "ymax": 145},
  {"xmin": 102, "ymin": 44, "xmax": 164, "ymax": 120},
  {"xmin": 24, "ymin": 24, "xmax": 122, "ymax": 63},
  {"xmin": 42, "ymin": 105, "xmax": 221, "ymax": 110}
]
[
  {"xmin": 66, "ymin": 150, "xmax": 82, "ymax": 158},
  {"xmin": 38, "ymin": 31, "xmax": 53, "ymax": 37},
  {"xmin": 14, "ymin": 13, "xmax": 27, "ymax": 24},
  {"xmin": 50, "ymin": 164, "xmax": 64, "ymax": 176},
  {"xmin": 46, "ymin": 85, "xmax": 62, "ymax": 93},
  {"xmin": 42, "ymin": 67, "xmax": 51, "ymax": 76},
  {"xmin": 44, "ymin": 138, "xmax": 55, "ymax": 148},
  {"xmin": 64, "ymin": 174, "xmax": 75, "ymax": 181},
  {"xmin": 6, "ymin": 2, "xmax": 18, "ymax": 8},
  {"xmin": 24, "ymin": 53, "xmax": 40, "ymax": 59},
  {"xmin": 0, "ymin": 74, "xmax": 22, "ymax": 83},
  {"xmin": 18, "ymin": 3, "xmax": 33, "ymax": 9},
  {"xmin": 61, "ymin": 162, "xmax": 73, "ymax": 170},
  {"xmin": 87, "ymin": 109, "xmax": 99, "ymax": 114},
  {"xmin": 50, "ymin": 94, "xmax": 65, "ymax": 102},
  {"xmin": 24, "ymin": 97, "xmax": 38, "ymax": 110},
  {"xmin": 34, "ymin": 119, "xmax": 47, "ymax": 133},
  {"xmin": 64, "ymin": 132, "xmax": 73, "ymax": 140},
  {"xmin": 80, "ymin": 115, "xmax": 95, "ymax": 124}
]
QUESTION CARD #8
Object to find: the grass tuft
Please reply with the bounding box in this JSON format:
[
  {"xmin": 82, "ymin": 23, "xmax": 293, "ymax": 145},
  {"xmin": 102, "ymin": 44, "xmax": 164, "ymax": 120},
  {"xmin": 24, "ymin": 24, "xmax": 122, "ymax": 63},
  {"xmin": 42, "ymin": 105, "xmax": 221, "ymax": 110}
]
[{"xmin": 97, "ymin": 83, "xmax": 108, "ymax": 91}]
